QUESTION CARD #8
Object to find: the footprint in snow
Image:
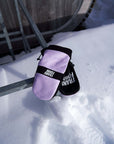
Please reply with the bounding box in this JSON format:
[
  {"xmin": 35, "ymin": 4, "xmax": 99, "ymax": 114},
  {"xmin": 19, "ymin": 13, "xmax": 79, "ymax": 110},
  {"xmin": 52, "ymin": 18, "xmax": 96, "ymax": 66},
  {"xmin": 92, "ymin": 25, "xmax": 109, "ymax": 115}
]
[{"xmin": 109, "ymin": 65, "xmax": 114, "ymax": 74}]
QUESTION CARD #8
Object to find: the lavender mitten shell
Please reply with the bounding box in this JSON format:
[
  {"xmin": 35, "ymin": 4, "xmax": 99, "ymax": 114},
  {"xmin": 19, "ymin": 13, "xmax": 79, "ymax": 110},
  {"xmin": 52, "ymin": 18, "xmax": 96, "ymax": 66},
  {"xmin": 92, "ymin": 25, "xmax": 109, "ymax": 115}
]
[{"xmin": 32, "ymin": 45, "xmax": 72, "ymax": 100}]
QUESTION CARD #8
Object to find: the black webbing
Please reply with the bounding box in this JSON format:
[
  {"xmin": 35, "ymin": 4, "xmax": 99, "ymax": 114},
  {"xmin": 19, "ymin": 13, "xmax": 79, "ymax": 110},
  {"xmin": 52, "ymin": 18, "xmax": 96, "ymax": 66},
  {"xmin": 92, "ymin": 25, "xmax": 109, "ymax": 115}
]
[{"xmin": 36, "ymin": 65, "xmax": 64, "ymax": 81}]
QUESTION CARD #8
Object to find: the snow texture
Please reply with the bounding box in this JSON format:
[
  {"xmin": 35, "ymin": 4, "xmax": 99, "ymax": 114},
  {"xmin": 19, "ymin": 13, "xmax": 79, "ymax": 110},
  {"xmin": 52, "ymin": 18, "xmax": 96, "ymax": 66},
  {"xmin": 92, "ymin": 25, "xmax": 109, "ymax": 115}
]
[
  {"xmin": 84, "ymin": 0, "xmax": 114, "ymax": 28},
  {"xmin": 0, "ymin": 0, "xmax": 114, "ymax": 144},
  {"xmin": 85, "ymin": 0, "xmax": 114, "ymax": 28}
]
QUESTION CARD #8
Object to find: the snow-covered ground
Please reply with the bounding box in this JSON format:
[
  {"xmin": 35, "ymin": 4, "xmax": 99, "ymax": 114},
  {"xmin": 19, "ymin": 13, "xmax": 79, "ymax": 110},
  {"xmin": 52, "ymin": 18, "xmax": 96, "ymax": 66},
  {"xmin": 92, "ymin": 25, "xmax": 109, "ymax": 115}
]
[
  {"xmin": 0, "ymin": 24, "xmax": 114, "ymax": 144},
  {"xmin": 0, "ymin": 0, "xmax": 114, "ymax": 144},
  {"xmin": 85, "ymin": 0, "xmax": 114, "ymax": 28}
]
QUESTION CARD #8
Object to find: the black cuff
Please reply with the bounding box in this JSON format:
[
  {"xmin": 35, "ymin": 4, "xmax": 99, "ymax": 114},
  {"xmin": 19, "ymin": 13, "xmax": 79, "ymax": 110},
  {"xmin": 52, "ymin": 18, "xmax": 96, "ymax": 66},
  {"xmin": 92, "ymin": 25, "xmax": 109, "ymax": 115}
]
[{"xmin": 41, "ymin": 45, "xmax": 72, "ymax": 59}]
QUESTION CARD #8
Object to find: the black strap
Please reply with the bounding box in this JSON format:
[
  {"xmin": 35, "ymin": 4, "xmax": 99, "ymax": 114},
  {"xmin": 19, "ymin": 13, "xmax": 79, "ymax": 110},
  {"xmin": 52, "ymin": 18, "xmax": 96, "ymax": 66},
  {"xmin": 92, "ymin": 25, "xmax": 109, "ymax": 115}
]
[
  {"xmin": 41, "ymin": 45, "xmax": 72, "ymax": 58},
  {"xmin": 36, "ymin": 66, "xmax": 64, "ymax": 81}
]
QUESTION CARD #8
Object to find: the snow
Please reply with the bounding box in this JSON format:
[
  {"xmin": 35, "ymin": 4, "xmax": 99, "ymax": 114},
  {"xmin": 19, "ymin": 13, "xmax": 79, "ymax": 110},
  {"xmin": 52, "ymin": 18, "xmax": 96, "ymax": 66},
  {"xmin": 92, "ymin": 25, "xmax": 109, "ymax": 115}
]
[
  {"xmin": 85, "ymin": 0, "xmax": 114, "ymax": 28},
  {"xmin": 0, "ymin": 1, "xmax": 114, "ymax": 144}
]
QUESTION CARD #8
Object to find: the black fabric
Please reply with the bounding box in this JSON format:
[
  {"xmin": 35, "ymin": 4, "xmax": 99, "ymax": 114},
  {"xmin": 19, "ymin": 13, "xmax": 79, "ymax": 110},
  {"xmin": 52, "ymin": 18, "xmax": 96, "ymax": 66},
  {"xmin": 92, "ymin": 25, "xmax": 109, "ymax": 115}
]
[
  {"xmin": 41, "ymin": 45, "xmax": 72, "ymax": 58},
  {"xmin": 59, "ymin": 62, "xmax": 80, "ymax": 95},
  {"xmin": 36, "ymin": 65, "xmax": 64, "ymax": 81}
]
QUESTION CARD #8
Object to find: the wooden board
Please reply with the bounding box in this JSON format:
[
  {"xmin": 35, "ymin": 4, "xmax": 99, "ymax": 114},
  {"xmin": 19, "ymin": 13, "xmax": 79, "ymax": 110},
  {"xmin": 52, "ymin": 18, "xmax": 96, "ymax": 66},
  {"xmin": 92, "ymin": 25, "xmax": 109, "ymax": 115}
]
[{"xmin": 0, "ymin": 0, "xmax": 94, "ymax": 32}]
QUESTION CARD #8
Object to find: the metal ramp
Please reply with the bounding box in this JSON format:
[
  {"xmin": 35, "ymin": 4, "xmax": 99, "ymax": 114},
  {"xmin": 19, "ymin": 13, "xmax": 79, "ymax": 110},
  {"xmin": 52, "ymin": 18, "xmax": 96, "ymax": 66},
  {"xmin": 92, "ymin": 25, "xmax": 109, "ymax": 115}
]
[{"xmin": 0, "ymin": 0, "xmax": 96, "ymax": 97}]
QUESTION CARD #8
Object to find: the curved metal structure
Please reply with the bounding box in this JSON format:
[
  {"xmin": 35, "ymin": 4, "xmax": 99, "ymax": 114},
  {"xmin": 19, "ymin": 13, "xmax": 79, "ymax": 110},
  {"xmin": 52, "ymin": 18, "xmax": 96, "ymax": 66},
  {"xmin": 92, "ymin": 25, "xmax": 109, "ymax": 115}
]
[
  {"xmin": 13, "ymin": 0, "xmax": 96, "ymax": 49},
  {"xmin": 0, "ymin": 0, "xmax": 96, "ymax": 47},
  {"xmin": 42, "ymin": 0, "xmax": 96, "ymax": 35}
]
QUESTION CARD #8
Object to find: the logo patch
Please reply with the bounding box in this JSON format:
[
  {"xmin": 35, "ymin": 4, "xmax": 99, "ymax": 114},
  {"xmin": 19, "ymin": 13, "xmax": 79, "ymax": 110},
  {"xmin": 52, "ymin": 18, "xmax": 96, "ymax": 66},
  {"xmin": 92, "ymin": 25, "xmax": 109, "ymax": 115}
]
[
  {"xmin": 62, "ymin": 72, "xmax": 75, "ymax": 86},
  {"xmin": 44, "ymin": 69, "xmax": 55, "ymax": 78}
]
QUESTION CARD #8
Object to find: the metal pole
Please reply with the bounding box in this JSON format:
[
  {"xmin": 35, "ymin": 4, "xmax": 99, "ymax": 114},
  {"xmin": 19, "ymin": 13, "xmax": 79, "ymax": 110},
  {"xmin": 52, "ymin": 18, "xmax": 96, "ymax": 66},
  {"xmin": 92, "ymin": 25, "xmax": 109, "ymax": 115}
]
[
  {"xmin": 17, "ymin": 0, "xmax": 47, "ymax": 48},
  {"xmin": 0, "ymin": 11, "xmax": 15, "ymax": 60},
  {"xmin": 0, "ymin": 31, "xmax": 21, "ymax": 38},
  {"xmin": 14, "ymin": 0, "xmax": 31, "ymax": 52},
  {"xmin": 0, "ymin": 78, "xmax": 34, "ymax": 97}
]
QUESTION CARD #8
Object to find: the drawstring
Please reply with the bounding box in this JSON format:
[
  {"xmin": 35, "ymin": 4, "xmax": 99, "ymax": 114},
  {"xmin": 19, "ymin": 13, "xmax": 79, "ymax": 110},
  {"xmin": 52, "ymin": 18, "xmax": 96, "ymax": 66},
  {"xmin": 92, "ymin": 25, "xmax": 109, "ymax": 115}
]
[{"xmin": 37, "ymin": 54, "xmax": 42, "ymax": 60}]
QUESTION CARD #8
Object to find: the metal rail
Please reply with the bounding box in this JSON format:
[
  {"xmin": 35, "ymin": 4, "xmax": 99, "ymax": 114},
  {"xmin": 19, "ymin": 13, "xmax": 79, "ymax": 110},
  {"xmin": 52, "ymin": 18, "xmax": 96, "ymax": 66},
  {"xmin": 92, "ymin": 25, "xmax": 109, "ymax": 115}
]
[
  {"xmin": 0, "ymin": 78, "xmax": 34, "ymax": 97},
  {"xmin": 0, "ymin": 0, "xmax": 95, "ymax": 46},
  {"xmin": 14, "ymin": 0, "xmax": 31, "ymax": 52},
  {"xmin": 0, "ymin": 31, "xmax": 21, "ymax": 38},
  {"xmin": 0, "ymin": 11, "xmax": 16, "ymax": 60},
  {"xmin": 17, "ymin": 0, "xmax": 47, "ymax": 48}
]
